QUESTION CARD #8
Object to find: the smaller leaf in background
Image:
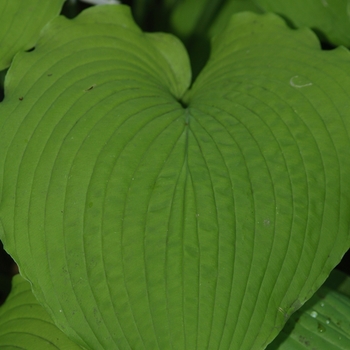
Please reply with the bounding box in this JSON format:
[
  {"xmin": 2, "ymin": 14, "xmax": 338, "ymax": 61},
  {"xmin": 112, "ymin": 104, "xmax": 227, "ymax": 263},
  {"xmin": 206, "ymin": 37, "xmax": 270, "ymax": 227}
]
[
  {"xmin": 167, "ymin": 0, "xmax": 217, "ymax": 79},
  {"xmin": 79, "ymin": 0, "xmax": 120, "ymax": 5},
  {"xmin": 170, "ymin": 0, "xmax": 262, "ymax": 40},
  {"xmin": 209, "ymin": 0, "xmax": 263, "ymax": 38},
  {"xmin": 0, "ymin": 0, "xmax": 65, "ymax": 70},
  {"xmin": 253, "ymin": 0, "xmax": 350, "ymax": 47},
  {"xmin": 169, "ymin": 0, "xmax": 263, "ymax": 80},
  {"xmin": 170, "ymin": 0, "xmax": 212, "ymax": 39},
  {"xmin": 0, "ymin": 274, "xmax": 83, "ymax": 349},
  {"xmin": 268, "ymin": 270, "xmax": 350, "ymax": 349}
]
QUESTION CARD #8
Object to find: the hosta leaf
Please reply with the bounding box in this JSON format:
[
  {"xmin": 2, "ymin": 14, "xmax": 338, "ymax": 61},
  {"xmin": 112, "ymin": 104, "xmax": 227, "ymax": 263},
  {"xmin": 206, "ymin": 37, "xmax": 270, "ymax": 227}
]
[
  {"xmin": 0, "ymin": 0, "xmax": 65, "ymax": 70},
  {"xmin": 0, "ymin": 5, "xmax": 350, "ymax": 350},
  {"xmin": 169, "ymin": 0, "xmax": 218, "ymax": 38},
  {"xmin": 267, "ymin": 273, "xmax": 350, "ymax": 349},
  {"xmin": 0, "ymin": 274, "xmax": 83, "ymax": 349},
  {"xmin": 209, "ymin": 0, "xmax": 262, "ymax": 38},
  {"xmin": 253, "ymin": 0, "xmax": 350, "ymax": 46},
  {"xmin": 182, "ymin": 12, "xmax": 350, "ymax": 348}
]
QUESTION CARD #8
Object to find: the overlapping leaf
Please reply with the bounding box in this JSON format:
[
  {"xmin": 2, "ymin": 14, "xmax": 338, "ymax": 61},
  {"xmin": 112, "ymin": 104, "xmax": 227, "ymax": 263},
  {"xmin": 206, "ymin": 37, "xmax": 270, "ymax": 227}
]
[
  {"xmin": 169, "ymin": 0, "xmax": 219, "ymax": 38},
  {"xmin": 268, "ymin": 273, "xmax": 350, "ymax": 349},
  {"xmin": 0, "ymin": 4, "xmax": 350, "ymax": 350},
  {"xmin": 0, "ymin": 0, "xmax": 65, "ymax": 70},
  {"xmin": 253, "ymin": 0, "xmax": 350, "ymax": 46},
  {"xmin": 209, "ymin": 0, "xmax": 262, "ymax": 38},
  {"xmin": 0, "ymin": 274, "xmax": 83, "ymax": 349}
]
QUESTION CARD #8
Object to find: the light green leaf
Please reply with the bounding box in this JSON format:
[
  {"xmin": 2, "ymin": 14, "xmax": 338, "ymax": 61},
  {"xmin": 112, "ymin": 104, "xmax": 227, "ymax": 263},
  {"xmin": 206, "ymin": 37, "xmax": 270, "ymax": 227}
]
[
  {"xmin": 0, "ymin": 274, "xmax": 83, "ymax": 349},
  {"xmin": 144, "ymin": 32, "xmax": 191, "ymax": 98},
  {"xmin": 0, "ymin": 0, "xmax": 65, "ymax": 70},
  {"xmin": 268, "ymin": 272, "xmax": 350, "ymax": 349},
  {"xmin": 0, "ymin": 5, "xmax": 350, "ymax": 350},
  {"xmin": 182, "ymin": 11, "xmax": 350, "ymax": 348},
  {"xmin": 253, "ymin": 0, "xmax": 350, "ymax": 46}
]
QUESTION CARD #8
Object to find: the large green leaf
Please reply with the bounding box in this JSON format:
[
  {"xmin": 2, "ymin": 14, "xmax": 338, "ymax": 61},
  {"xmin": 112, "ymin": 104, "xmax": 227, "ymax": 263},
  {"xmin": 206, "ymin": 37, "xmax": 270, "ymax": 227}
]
[
  {"xmin": 0, "ymin": 5, "xmax": 350, "ymax": 350},
  {"xmin": 0, "ymin": 0, "xmax": 65, "ymax": 70},
  {"xmin": 0, "ymin": 274, "xmax": 83, "ymax": 349},
  {"xmin": 253, "ymin": 0, "xmax": 350, "ymax": 46}
]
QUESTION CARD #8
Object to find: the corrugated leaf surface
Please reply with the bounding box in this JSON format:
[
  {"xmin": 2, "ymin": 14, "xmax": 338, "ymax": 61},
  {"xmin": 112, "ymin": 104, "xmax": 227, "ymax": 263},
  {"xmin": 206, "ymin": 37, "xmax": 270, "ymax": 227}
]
[{"xmin": 0, "ymin": 6, "xmax": 349, "ymax": 349}]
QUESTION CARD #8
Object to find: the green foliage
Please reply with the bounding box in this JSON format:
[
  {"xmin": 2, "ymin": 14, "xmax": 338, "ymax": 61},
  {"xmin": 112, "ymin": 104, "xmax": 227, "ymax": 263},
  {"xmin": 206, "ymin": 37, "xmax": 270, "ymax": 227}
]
[
  {"xmin": 0, "ymin": 1, "xmax": 350, "ymax": 349},
  {"xmin": 0, "ymin": 0, "xmax": 65, "ymax": 70},
  {"xmin": 0, "ymin": 274, "xmax": 83, "ymax": 349},
  {"xmin": 267, "ymin": 270, "xmax": 350, "ymax": 349},
  {"xmin": 3, "ymin": 272, "xmax": 350, "ymax": 350},
  {"xmin": 253, "ymin": 0, "xmax": 350, "ymax": 46}
]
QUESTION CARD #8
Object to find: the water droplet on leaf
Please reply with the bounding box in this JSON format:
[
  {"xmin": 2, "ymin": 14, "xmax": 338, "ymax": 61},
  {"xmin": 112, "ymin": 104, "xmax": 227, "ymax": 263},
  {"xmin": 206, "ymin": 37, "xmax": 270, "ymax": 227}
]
[{"xmin": 310, "ymin": 311, "xmax": 318, "ymax": 318}]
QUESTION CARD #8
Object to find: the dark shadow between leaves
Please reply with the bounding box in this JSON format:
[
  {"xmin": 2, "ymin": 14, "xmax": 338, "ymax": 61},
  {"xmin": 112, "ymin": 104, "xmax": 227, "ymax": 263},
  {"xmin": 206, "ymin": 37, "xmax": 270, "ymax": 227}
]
[
  {"xmin": 0, "ymin": 68, "xmax": 7, "ymax": 102},
  {"xmin": 0, "ymin": 241, "xmax": 15, "ymax": 306}
]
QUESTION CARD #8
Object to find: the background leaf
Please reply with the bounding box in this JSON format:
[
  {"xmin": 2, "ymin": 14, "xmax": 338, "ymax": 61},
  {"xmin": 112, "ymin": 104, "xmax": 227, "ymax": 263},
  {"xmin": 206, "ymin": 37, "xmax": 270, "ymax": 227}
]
[
  {"xmin": 267, "ymin": 270, "xmax": 350, "ymax": 349},
  {"xmin": 169, "ymin": 0, "xmax": 224, "ymax": 39},
  {"xmin": 253, "ymin": 0, "xmax": 350, "ymax": 47},
  {"xmin": 209, "ymin": 0, "xmax": 262, "ymax": 38},
  {"xmin": 168, "ymin": 0, "xmax": 263, "ymax": 78},
  {"xmin": 0, "ymin": 5, "xmax": 350, "ymax": 350},
  {"xmin": 0, "ymin": 274, "xmax": 83, "ymax": 349},
  {"xmin": 0, "ymin": 0, "xmax": 65, "ymax": 70}
]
